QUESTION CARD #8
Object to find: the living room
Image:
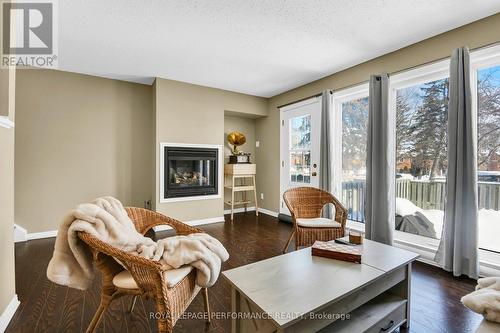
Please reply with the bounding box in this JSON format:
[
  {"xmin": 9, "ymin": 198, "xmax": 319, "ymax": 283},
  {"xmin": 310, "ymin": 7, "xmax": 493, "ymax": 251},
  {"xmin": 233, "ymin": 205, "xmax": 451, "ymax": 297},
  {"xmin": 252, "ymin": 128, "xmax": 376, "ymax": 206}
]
[{"xmin": 1, "ymin": 1, "xmax": 500, "ymax": 332}]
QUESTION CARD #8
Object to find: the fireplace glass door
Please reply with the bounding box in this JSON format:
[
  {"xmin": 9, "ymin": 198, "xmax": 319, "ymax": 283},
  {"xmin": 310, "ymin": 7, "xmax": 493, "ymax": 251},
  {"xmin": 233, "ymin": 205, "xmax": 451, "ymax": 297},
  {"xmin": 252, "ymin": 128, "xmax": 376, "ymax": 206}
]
[{"xmin": 164, "ymin": 147, "xmax": 218, "ymax": 198}]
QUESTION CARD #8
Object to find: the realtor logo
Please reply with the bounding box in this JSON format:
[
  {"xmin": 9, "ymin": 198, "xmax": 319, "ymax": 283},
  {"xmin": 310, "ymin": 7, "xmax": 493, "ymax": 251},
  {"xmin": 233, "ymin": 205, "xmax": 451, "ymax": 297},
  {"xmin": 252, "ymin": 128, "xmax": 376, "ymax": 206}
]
[{"xmin": 1, "ymin": 0, "xmax": 58, "ymax": 68}]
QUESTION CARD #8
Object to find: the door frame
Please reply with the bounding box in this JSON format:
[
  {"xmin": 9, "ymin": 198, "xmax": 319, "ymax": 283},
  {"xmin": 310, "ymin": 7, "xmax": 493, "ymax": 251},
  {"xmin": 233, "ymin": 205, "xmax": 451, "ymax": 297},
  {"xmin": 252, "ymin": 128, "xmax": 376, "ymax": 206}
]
[
  {"xmin": 279, "ymin": 96, "xmax": 322, "ymax": 214},
  {"xmin": 331, "ymin": 83, "xmax": 369, "ymax": 198}
]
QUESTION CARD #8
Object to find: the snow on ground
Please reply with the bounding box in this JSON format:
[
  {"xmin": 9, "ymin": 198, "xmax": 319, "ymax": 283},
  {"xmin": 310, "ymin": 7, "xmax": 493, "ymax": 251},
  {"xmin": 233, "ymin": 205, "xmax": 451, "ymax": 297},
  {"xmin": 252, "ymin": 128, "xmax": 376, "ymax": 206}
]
[
  {"xmin": 478, "ymin": 209, "xmax": 500, "ymax": 253},
  {"xmin": 397, "ymin": 198, "xmax": 500, "ymax": 253}
]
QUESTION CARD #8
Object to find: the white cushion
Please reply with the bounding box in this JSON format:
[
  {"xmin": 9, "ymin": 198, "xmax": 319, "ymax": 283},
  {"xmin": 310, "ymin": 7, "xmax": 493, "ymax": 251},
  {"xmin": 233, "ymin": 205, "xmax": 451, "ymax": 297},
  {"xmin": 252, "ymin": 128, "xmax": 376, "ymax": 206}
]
[
  {"xmin": 296, "ymin": 217, "xmax": 341, "ymax": 228},
  {"xmin": 112, "ymin": 265, "xmax": 193, "ymax": 289}
]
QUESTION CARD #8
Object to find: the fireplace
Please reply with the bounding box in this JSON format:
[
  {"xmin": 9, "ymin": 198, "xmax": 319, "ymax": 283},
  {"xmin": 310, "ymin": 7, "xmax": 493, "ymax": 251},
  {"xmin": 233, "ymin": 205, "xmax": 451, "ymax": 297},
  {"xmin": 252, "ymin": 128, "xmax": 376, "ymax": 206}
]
[{"xmin": 161, "ymin": 144, "xmax": 221, "ymax": 201}]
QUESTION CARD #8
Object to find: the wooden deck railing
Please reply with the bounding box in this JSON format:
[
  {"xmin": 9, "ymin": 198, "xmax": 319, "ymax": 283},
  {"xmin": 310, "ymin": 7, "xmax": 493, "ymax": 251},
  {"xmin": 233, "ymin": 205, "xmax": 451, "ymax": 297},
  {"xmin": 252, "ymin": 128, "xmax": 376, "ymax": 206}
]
[{"xmin": 341, "ymin": 179, "xmax": 500, "ymax": 223}]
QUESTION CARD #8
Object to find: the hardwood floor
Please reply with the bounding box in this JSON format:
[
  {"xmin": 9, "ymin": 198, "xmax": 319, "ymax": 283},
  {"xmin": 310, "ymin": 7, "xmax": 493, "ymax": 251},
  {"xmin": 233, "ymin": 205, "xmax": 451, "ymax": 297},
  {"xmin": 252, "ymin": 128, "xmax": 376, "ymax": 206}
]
[{"xmin": 7, "ymin": 212, "xmax": 483, "ymax": 333}]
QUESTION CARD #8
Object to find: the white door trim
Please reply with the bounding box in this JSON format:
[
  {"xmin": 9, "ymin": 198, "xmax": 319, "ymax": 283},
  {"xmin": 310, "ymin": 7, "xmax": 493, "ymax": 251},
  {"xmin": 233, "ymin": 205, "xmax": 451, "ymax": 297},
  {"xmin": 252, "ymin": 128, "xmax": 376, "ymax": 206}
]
[{"xmin": 279, "ymin": 96, "xmax": 322, "ymax": 214}]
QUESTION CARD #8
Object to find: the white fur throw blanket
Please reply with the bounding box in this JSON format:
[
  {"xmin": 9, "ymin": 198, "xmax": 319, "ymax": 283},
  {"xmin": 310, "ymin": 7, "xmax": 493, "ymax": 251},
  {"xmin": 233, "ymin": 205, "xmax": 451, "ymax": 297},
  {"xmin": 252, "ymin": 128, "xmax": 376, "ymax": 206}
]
[
  {"xmin": 47, "ymin": 197, "xmax": 229, "ymax": 290},
  {"xmin": 462, "ymin": 277, "xmax": 500, "ymax": 323}
]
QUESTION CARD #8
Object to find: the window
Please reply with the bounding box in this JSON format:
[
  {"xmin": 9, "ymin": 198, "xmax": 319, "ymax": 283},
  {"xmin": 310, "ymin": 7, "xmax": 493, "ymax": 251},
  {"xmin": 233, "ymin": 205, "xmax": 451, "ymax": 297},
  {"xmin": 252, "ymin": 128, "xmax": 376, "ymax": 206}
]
[
  {"xmin": 471, "ymin": 47, "xmax": 500, "ymax": 254},
  {"xmin": 339, "ymin": 47, "xmax": 500, "ymax": 274},
  {"xmin": 391, "ymin": 60, "xmax": 450, "ymax": 241},
  {"xmin": 289, "ymin": 114, "xmax": 311, "ymax": 183},
  {"xmin": 395, "ymin": 78, "xmax": 449, "ymax": 240},
  {"xmin": 333, "ymin": 85, "xmax": 369, "ymax": 222}
]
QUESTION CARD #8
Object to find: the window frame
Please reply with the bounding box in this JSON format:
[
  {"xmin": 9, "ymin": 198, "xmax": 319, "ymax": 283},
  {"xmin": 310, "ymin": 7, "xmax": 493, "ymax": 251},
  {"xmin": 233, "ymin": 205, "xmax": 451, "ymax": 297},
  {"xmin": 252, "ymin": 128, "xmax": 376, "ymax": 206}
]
[
  {"xmin": 338, "ymin": 45, "xmax": 500, "ymax": 276},
  {"xmin": 388, "ymin": 58, "xmax": 450, "ymax": 245},
  {"xmin": 470, "ymin": 44, "xmax": 500, "ymax": 256},
  {"xmin": 332, "ymin": 83, "xmax": 369, "ymax": 202}
]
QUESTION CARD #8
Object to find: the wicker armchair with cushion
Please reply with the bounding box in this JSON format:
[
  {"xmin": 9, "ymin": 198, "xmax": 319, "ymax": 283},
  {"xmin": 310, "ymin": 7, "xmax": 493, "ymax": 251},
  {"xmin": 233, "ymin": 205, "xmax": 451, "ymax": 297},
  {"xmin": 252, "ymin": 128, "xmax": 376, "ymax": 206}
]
[
  {"xmin": 77, "ymin": 207, "xmax": 210, "ymax": 333},
  {"xmin": 282, "ymin": 187, "xmax": 348, "ymax": 253}
]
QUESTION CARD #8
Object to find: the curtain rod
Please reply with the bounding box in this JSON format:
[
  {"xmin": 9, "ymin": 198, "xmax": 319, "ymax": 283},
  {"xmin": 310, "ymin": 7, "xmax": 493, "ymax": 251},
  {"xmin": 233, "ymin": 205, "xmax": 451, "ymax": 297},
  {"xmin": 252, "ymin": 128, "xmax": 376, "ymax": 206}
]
[
  {"xmin": 276, "ymin": 41, "xmax": 500, "ymax": 110},
  {"xmin": 277, "ymin": 90, "xmax": 332, "ymax": 109},
  {"xmin": 277, "ymin": 92, "xmax": 322, "ymax": 109}
]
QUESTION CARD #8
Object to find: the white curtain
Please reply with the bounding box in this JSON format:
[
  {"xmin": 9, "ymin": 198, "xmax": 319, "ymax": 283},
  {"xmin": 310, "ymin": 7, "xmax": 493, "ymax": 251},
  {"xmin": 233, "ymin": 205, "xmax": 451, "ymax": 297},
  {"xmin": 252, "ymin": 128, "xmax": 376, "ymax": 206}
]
[
  {"xmin": 366, "ymin": 74, "xmax": 395, "ymax": 245},
  {"xmin": 435, "ymin": 47, "xmax": 479, "ymax": 279}
]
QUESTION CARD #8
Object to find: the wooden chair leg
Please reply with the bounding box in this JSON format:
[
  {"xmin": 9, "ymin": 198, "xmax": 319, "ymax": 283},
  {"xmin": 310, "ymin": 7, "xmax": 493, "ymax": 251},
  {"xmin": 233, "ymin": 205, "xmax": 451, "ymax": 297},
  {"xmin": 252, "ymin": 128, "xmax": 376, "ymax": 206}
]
[
  {"xmin": 86, "ymin": 295, "xmax": 112, "ymax": 333},
  {"xmin": 154, "ymin": 297, "xmax": 173, "ymax": 333},
  {"xmin": 156, "ymin": 317, "xmax": 169, "ymax": 333},
  {"xmin": 203, "ymin": 288, "xmax": 211, "ymax": 323},
  {"xmin": 282, "ymin": 230, "xmax": 295, "ymax": 254}
]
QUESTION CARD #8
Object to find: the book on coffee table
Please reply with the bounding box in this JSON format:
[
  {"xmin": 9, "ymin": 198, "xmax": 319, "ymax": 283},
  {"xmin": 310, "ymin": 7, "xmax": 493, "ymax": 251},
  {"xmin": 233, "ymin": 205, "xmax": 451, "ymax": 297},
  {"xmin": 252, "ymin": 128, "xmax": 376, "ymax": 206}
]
[{"xmin": 311, "ymin": 240, "xmax": 362, "ymax": 264}]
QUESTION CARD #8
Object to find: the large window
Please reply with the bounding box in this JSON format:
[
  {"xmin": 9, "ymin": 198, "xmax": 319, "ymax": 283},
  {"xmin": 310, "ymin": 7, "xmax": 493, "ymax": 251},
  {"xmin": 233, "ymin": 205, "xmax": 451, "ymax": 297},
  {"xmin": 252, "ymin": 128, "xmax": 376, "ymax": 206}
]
[
  {"xmin": 331, "ymin": 46, "xmax": 500, "ymax": 273},
  {"xmin": 474, "ymin": 62, "xmax": 500, "ymax": 253},
  {"xmin": 394, "ymin": 76, "xmax": 449, "ymax": 240},
  {"xmin": 333, "ymin": 86, "xmax": 369, "ymax": 222}
]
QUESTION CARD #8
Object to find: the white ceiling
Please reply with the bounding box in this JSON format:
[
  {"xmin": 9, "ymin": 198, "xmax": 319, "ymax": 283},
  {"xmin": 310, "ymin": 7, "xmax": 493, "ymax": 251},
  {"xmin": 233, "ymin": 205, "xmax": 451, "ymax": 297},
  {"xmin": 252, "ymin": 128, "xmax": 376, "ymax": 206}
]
[{"xmin": 58, "ymin": 1, "xmax": 500, "ymax": 97}]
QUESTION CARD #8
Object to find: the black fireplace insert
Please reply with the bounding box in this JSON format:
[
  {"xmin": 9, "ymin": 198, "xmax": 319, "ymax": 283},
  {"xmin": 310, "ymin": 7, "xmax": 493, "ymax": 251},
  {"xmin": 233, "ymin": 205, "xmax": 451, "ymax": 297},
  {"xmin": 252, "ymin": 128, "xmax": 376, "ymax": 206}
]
[{"xmin": 164, "ymin": 146, "xmax": 218, "ymax": 198}]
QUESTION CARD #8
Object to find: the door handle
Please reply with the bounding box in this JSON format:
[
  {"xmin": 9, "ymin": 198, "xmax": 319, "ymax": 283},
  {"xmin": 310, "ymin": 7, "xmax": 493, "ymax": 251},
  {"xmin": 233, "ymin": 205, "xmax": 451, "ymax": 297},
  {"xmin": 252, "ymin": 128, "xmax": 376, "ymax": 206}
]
[{"xmin": 312, "ymin": 163, "xmax": 317, "ymax": 176}]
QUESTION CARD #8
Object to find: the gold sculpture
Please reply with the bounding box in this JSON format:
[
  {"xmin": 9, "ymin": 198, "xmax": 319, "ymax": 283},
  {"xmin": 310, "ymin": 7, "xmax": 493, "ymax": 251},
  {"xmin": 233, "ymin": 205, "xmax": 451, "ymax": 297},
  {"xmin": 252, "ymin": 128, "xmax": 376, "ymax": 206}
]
[{"xmin": 227, "ymin": 131, "xmax": 246, "ymax": 155}]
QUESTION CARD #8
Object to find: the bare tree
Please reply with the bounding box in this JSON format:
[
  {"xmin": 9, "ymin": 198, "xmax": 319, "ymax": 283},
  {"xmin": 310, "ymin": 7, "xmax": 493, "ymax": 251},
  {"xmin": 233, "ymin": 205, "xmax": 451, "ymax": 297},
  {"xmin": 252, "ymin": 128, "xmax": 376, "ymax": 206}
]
[{"xmin": 477, "ymin": 69, "xmax": 500, "ymax": 169}]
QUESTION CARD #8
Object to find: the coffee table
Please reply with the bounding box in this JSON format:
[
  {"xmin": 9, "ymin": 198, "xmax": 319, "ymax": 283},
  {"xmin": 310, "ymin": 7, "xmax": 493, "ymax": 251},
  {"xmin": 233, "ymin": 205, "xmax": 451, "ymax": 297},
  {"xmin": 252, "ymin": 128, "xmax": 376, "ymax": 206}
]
[{"xmin": 222, "ymin": 238, "xmax": 419, "ymax": 332}]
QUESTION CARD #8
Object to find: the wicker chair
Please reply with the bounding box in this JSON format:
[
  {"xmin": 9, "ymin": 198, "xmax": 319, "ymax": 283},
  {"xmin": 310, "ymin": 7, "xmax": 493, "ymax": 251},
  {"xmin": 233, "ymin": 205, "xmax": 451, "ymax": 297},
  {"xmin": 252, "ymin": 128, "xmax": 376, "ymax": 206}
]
[
  {"xmin": 282, "ymin": 187, "xmax": 348, "ymax": 253},
  {"xmin": 78, "ymin": 207, "xmax": 210, "ymax": 333}
]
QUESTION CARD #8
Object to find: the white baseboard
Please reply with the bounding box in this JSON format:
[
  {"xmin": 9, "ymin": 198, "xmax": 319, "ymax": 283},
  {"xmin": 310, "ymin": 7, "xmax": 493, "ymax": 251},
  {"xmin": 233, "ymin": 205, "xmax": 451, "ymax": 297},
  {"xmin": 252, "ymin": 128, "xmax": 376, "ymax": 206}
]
[
  {"xmin": 20, "ymin": 208, "xmax": 279, "ymax": 241},
  {"xmin": 223, "ymin": 207, "xmax": 279, "ymax": 218},
  {"xmin": 27, "ymin": 229, "xmax": 58, "ymax": 241},
  {"xmin": 19, "ymin": 216, "xmax": 226, "ymax": 240},
  {"xmin": 0, "ymin": 294, "xmax": 20, "ymax": 333},
  {"xmin": 154, "ymin": 216, "xmax": 225, "ymax": 232},
  {"xmin": 14, "ymin": 224, "xmax": 27, "ymax": 243},
  {"xmin": 258, "ymin": 207, "xmax": 279, "ymax": 217},
  {"xmin": 0, "ymin": 117, "xmax": 14, "ymax": 129},
  {"xmin": 223, "ymin": 206, "xmax": 256, "ymax": 215}
]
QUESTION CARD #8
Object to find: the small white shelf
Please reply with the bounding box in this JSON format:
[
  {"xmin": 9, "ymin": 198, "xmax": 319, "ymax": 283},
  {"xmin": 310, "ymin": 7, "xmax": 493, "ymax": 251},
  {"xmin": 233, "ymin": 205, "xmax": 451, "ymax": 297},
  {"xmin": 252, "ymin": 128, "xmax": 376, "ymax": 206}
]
[
  {"xmin": 224, "ymin": 200, "xmax": 252, "ymax": 206},
  {"xmin": 224, "ymin": 185, "xmax": 255, "ymax": 192},
  {"xmin": 225, "ymin": 163, "xmax": 258, "ymax": 220}
]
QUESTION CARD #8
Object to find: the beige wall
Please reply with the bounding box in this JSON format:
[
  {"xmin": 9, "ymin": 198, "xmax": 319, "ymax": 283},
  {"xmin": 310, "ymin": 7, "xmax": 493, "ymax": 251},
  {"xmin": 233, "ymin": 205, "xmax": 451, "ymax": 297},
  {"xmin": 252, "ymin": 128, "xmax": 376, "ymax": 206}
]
[
  {"xmin": 256, "ymin": 12, "xmax": 500, "ymax": 212},
  {"xmin": 223, "ymin": 115, "xmax": 257, "ymax": 207},
  {"xmin": 15, "ymin": 69, "xmax": 153, "ymax": 233},
  {"xmin": 0, "ymin": 67, "xmax": 15, "ymax": 119},
  {"xmin": 154, "ymin": 78, "xmax": 267, "ymax": 221},
  {"xmin": 0, "ymin": 68, "xmax": 8, "ymax": 116},
  {"xmin": 0, "ymin": 68, "xmax": 16, "ymax": 315},
  {"xmin": 224, "ymin": 115, "xmax": 256, "ymax": 163}
]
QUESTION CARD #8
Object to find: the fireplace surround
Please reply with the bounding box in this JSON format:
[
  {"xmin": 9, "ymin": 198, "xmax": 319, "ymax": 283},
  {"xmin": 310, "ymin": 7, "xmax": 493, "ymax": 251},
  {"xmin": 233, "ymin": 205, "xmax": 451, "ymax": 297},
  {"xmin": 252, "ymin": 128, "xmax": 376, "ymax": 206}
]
[{"xmin": 160, "ymin": 143, "xmax": 223, "ymax": 202}]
